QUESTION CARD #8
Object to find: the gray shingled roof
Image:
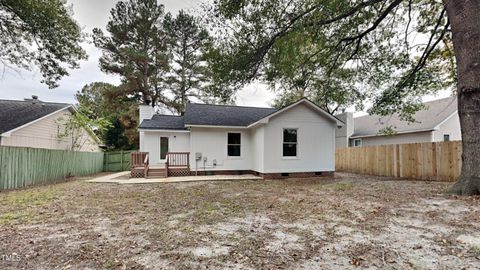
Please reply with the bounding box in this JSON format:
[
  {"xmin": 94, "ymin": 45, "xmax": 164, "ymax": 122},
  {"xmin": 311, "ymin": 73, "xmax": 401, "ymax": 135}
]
[
  {"xmin": 352, "ymin": 96, "xmax": 458, "ymax": 138},
  {"xmin": 184, "ymin": 103, "xmax": 277, "ymax": 126},
  {"xmin": 0, "ymin": 99, "xmax": 71, "ymax": 134},
  {"xmin": 139, "ymin": 103, "xmax": 278, "ymax": 130},
  {"xmin": 138, "ymin": 115, "xmax": 186, "ymax": 130}
]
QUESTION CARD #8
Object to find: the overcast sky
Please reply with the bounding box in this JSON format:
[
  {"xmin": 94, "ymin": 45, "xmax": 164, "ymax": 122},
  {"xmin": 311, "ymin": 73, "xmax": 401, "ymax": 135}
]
[
  {"xmin": 0, "ymin": 0, "xmax": 450, "ymax": 110},
  {"xmin": 0, "ymin": 0, "xmax": 274, "ymax": 107}
]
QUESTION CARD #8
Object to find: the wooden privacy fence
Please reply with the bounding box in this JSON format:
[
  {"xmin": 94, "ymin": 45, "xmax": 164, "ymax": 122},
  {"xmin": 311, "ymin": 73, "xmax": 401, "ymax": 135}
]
[
  {"xmin": 0, "ymin": 146, "xmax": 104, "ymax": 190},
  {"xmin": 104, "ymin": 151, "xmax": 133, "ymax": 172},
  {"xmin": 335, "ymin": 141, "xmax": 462, "ymax": 181}
]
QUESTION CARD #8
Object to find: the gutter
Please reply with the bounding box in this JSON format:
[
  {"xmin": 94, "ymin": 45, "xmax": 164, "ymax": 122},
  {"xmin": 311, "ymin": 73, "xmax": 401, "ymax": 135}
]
[
  {"xmin": 350, "ymin": 128, "xmax": 436, "ymax": 139},
  {"xmin": 138, "ymin": 128, "xmax": 190, "ymax": 133},
  {"xmin": 184, "ymin": 124, "xmax": 248, "ymax": 129}
]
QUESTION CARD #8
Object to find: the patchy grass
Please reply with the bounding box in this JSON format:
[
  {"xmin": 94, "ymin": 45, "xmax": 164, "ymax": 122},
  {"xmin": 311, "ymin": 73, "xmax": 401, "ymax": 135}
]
[
  {"xmin": 0, "ymin": 173, "xmax": 479, "ymax": 269},
  {"xmin": 2, "ymin": 189, "xmax": 60, "ymax": 207}
]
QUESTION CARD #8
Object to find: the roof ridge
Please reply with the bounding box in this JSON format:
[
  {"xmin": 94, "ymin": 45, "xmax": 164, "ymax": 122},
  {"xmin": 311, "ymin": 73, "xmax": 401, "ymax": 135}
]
[
  {"xmin": 187, "ymin": 102, "xmax": 275, "ymax": 110},
  {"xmin": 354, "ymin": 96, "xmax": 457, "ymax": 120},
  {"xmin": 0, "ymin": 99, "xmax": 71, "ymax": 106}
]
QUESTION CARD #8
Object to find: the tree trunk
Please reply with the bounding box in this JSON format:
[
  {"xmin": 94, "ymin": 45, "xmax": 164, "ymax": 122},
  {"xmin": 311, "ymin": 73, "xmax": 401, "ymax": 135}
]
[{"xmin": 444, "ymin": 0, "xmax": 480, "ymax": 195}]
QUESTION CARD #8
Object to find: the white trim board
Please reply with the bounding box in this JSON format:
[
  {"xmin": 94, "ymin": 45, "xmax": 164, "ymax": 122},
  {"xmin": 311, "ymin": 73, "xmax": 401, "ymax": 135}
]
[
  {"xmin": 185, "ymin": 124, "xmax": 248, "ymax": 129},
  {"xmin": 139, "ymin": 129, "xmax": 190, "ymax": 133}
]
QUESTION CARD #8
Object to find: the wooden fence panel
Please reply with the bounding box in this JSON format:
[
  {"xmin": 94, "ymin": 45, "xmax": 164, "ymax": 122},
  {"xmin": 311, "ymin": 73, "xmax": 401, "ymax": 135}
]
[
  {"xmin": 0, "ymin": 146, "xmax": 104, "ymax": 190},
  {"xmin": 103, "ymin": 151, "xmax": 132, "ymax": 172},
  {"xmin": 335, "ymin": 141, "xmax": 462, "ymax": 182}
]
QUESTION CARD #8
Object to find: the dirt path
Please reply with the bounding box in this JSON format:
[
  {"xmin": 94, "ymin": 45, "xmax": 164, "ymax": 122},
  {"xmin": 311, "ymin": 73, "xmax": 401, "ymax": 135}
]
[{"xmin": 0, "ymin": 173, "xmax": 479, "ymax": 269}]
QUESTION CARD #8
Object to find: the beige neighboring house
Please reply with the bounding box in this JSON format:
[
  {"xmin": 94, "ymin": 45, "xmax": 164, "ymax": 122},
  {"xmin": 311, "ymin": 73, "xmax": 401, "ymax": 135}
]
[
  {"xmin": 0, "ymin": 97, "xmax": 101, "ymax": 152},
  {"xmin": 336, "ymin": 96, "xmax": 460, "ymax": 147}
]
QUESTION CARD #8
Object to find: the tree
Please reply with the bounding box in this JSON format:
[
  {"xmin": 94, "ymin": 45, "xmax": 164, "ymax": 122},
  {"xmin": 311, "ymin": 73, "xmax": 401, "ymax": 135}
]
[
  {"xmin": 93, "ymin": 0, "xmax": 169, "ymax": 106},
  {"xmin": 56, "ymin": 108, "xmax": 110, "ymax": 151},
  {"xmin": 0, "ymin": 0, "xmax": 87, "ymax": 88},
  {"xmin": 103, "ymin": 118, "xmax": 136, "ymax": 150},
  {"xmin": 163, "ymin": 10, "xmax": 214, "ymax": 114},
  {"xmin": 207, "ymin": 0, "xmax": 480, "ymax": 195},
  {"xmin": 75, "ymin": 82, "xmax": 138, "ymax": 150}
]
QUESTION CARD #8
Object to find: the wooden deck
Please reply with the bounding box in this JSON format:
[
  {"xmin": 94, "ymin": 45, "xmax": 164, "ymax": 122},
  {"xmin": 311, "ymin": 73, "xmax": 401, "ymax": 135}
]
[{"xmin": 130, "ymin": 152, "xmax": 190, "ymax": 178}]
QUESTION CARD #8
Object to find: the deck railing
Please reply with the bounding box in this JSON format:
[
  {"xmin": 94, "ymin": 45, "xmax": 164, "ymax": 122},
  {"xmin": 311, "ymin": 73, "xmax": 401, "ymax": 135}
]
[
  {"xmin": 166, "ymin": 152, "xmax": 190, "ymax": 168},
  {"xmin": 130, "ymin": 152, "xmax": 149, "ymax": 178},
  {"xmin": 131, "ymin": 152, "xmax": 149, "ymax": 168},
  {"xmin": 166, "ymin": 152, "xmax": 190, "ymax": 177}
]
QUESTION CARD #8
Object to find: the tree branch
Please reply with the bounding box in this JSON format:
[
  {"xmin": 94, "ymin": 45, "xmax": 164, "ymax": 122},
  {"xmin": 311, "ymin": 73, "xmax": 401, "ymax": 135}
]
[
  {"xmin": 245, "ymin": 0, "xmax": 389, "ymax": 80},
  {"xmin": 399, "ymin": 7, "xmax": 449, "ymax": 88},
  {"xmin": 341, "ymin": 0, "xmax": 403, "ymax": 42}
]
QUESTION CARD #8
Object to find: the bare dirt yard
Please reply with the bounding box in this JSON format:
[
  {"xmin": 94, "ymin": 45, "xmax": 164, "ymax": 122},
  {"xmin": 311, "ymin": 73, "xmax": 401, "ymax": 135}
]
[{"xmin": 1, "ymin": 173, "xmax": 480, "ymax": 270}]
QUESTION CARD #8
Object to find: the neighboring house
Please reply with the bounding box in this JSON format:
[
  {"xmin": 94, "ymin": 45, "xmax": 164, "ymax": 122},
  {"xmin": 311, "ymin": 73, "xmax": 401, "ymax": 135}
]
[
  {"xmin": 138, "ymin": 98, "xmax": 344, "ymax": 178},
  {"xmin": 335, "ymin": 96, "xmax": 460, "ymax": 147},
  {"xmin": 0, "ymin": 97, "xmax": 101, "ymax": 152}
]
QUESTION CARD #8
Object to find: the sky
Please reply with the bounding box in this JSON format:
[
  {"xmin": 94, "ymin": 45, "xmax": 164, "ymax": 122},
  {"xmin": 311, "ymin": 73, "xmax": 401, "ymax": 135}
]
[
  {"xmin": 0, "ymin": 0, "xmax": 275, "ymax": 107},
  {"xmin": 0, "ymin": 0, "xmax": 450, "ymax": 111}
]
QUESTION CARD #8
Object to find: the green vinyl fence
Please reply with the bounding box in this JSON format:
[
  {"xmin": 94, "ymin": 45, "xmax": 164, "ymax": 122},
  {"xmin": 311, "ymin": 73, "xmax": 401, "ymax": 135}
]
[
  {"xmin": 103, "ymin": 151, "xmax": 133, "ymax": 172},
  {"xmin": 0, "ymin": 146, "xmax": 104, "ymax": 190}
]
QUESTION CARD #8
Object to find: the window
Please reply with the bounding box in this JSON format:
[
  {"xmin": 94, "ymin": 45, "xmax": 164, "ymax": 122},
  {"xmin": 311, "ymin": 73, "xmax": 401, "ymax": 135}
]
[
  {"xmin": 283, "ymin": 129, "xmax": 297, "ymax": 157},
  {"xmin": 227, "ymin": 133, "xmax": 241, "ymax": 157},
  {"xmin": 444, "ymin": 134, "xmax": 450, "ymax": 142},
  {"xmin": 353, "ymin": 139, "xmax": 362, "ymax": 147}
]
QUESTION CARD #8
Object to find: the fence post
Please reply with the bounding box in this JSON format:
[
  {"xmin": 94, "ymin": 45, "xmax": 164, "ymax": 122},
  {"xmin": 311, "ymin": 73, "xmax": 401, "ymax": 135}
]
[
  {"xmin": 105, "ymin": 152, "xmax": 109, "ymax": 172},
  {"xmin": 120, "ymin": 151, "xmax": 124, "ymax": 171}
]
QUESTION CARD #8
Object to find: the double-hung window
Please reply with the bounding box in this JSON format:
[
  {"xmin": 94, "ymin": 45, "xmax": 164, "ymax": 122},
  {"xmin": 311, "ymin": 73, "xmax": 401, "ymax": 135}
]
[
  {"xmin": 283, "ymin": 129, "xmax": 297, "ymax": 157},
  {"xmin": 227, "ymin": 132, "xmax": 241, "ymax": 157}
]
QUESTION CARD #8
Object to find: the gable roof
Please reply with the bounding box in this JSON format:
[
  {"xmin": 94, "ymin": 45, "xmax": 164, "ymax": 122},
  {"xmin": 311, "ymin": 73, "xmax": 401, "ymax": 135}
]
[
  {"xmin": 247, "ymin": 98, "xmax": 344, "ymax": 127},
  {"xmin": 139, "ymin": 98, "xmax": 343, "ymax": 130},
  {"xmin": 351, "ymin": 96, "xmax": 458, "ymax": 138},
  {"xmin": 183, "ymin": 103, "xmax": 277, "ymax": 127},
  {"xmin": 138, "ymin": 115, "xmax": 187, "ymax": 130},
  {"xmin": 0, "ymin": 99, "xmax": 71, "ymax": 135}
]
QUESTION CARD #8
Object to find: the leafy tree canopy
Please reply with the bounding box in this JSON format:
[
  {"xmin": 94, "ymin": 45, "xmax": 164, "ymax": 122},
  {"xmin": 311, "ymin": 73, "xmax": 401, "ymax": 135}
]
[
  {"xmin": 0, "ymin": 0, "xmax": 87, "ymax": 88},
  {"xmin": 93, "ymin": 0, "xmax": 227, "ymax": 114},
  {"xmin": 164, "ymin": 10, "xmax": 219, "ymax": 114},
  {"xmin": 75, "ymin": 82, "xmax": 138, "ymax": 150},
  {"xmin": 93, "ymin": 0, "xmax": 169, "ymax": 106},
  {"xmin": 206, "ymin": 0, "xmax": 455, "ymax": 119}
]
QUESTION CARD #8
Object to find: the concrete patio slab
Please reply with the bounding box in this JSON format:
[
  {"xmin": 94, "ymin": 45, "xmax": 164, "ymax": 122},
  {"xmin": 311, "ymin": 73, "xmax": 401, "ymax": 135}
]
[{"xmin": 86, "ymin": 171, "xmax": 263, "ymax": 184}]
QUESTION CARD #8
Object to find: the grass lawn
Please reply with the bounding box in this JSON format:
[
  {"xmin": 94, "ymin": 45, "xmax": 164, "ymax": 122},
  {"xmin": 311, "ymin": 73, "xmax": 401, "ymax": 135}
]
[{"xmin": 0, "ymin": 173, "xmax": 479, "ymax": 269}]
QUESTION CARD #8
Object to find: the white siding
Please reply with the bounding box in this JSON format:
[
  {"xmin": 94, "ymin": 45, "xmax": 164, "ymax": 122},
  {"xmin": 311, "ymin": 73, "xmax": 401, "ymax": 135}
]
[
  {"xmin": 433, "ymin": 112, "xmax": 461, "ymax": 141},
  {"xmin": 140, "ymin": 131, "xmax": 190, "ymax": 165},
  {"xmin": 263, "ymin": 103, "xmax": 336, "ymax": 173},
  {"xmin": 250, "ymin": 126, "xmax": 265, "ymax": 172},
  {"xmin": 0, "ymin": 108, "xmax": 100, "ymax": 152},
  {"xmin": 189, "ymin": 127, "xmax": 252, "ymax": 171}
]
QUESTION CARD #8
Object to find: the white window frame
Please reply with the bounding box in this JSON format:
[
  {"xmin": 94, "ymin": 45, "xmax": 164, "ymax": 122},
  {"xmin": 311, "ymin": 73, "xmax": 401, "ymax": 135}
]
[
  {"xmin": 282, "ymin": 128, "xmax": 298, "ymax": 159},
  {"xmin": 443, "ymin": 134, "xmax": 450, "ymax": 142},
  {"xmin": 353, "ymin": 139, "xmax": 362, "ymax": 147},
  {"xmin": 226, "ymin": 132, "xmax": 242, "ymax": 158}
]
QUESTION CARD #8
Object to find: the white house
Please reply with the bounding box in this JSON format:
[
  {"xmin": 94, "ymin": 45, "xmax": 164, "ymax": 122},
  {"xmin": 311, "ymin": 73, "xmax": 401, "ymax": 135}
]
[
  {"xmin": 0, "ymin": 97, "xmax": 101, "ymax": 152},
  {"xmin": 138, "ymin": 99, "xmax": 344, "ymax": 178},
  {"xmin": 335, "ymin": 96, "xmax": 460, "ymax": 147}
]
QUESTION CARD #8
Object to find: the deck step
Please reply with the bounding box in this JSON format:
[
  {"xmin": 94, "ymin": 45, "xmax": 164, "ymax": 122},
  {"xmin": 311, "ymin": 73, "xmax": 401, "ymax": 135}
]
[{"xmin": 147, "ymin": 168, "xmax": 167, "ymax": 178}]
